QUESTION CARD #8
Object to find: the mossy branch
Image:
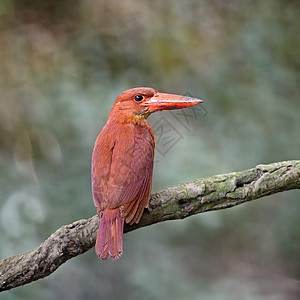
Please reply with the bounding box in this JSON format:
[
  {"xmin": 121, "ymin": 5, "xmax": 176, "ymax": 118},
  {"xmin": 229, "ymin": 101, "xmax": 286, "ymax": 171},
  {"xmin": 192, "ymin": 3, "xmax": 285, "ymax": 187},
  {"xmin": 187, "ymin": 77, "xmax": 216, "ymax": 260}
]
[{"xmin": 0, "ymin": 160, "xmax": 299, "ymax": 292}]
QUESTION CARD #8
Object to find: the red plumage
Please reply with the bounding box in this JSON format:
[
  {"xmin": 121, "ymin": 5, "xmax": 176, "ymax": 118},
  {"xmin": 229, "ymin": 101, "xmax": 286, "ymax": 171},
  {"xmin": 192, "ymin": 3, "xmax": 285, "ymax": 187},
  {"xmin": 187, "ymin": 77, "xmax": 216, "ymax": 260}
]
[{"xmin": 92, "ymin": 87, "xmax": 202, "ymax": 260}]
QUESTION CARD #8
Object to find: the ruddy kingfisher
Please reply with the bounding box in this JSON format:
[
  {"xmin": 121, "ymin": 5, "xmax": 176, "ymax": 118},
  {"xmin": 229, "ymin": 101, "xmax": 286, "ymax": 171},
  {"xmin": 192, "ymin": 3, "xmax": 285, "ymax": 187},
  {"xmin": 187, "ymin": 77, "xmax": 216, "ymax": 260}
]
[{"xmin": 92, "ymin": 87, "xmax": 202, "ymax": 259}]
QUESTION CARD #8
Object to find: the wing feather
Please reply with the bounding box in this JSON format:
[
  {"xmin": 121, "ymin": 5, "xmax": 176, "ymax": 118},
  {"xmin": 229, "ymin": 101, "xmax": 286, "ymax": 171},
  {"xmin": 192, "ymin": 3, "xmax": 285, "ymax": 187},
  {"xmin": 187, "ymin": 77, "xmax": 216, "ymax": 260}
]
[{"xmin": 92, "ymin": 122, "xmax": 155, "ymax": 223}]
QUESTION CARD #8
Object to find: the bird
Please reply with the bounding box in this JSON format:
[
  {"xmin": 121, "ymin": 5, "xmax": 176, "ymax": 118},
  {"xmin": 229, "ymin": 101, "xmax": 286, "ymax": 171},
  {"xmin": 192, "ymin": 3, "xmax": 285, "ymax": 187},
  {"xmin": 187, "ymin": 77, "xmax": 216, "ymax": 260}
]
[{"xmin": 91, "ymin": 87, "xmax": 202, "ymax": 260}]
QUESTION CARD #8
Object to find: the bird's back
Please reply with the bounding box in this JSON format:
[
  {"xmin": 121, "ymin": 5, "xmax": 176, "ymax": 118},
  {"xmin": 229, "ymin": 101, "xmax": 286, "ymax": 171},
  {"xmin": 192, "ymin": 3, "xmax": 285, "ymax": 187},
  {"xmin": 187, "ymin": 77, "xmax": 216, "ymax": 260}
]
[{"xmin": 92, "ymin": 121, "xmax": 155, "ymax": 224}]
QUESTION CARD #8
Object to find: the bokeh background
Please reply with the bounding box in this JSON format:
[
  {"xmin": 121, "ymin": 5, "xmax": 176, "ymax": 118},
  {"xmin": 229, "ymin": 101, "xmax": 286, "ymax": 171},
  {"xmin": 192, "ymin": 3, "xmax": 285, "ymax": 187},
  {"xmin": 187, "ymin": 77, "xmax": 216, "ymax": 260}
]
[{"xmin": 0, "ymin": 0, "xmax": 299, "ymax": 299}]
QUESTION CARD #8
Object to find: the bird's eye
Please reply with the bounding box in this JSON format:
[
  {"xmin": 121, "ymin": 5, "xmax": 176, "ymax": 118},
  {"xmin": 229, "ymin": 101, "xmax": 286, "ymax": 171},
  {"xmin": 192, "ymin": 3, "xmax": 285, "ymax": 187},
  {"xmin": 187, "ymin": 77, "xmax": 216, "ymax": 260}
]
[{"xmin": 134, "ymin": 95, "xmax": 144, "ymax": 102}]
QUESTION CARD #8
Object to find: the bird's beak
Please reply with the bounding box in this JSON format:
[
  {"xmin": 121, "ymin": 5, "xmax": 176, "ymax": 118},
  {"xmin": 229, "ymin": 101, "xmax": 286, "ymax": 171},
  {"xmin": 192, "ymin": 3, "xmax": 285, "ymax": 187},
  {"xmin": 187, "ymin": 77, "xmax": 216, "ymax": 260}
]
[{"xmin": 140, "ymin": 92, "xmax": 203, "ymax": 112}]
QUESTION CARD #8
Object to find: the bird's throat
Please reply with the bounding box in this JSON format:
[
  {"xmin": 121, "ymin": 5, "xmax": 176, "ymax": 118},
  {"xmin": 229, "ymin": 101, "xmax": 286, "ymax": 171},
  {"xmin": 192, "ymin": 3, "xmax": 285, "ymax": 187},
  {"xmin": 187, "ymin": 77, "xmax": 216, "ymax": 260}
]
[{"xmin": 113, "ymin": 111, "xmax": 151, "ymax": 125}]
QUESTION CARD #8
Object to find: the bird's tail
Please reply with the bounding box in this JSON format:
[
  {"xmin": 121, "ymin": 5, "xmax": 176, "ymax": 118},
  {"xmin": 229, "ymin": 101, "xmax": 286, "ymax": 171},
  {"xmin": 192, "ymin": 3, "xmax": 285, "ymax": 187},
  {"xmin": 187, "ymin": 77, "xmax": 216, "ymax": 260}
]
[{"xmin": 95, "ymin": 208, "xmax": 124, "ymax": 260}]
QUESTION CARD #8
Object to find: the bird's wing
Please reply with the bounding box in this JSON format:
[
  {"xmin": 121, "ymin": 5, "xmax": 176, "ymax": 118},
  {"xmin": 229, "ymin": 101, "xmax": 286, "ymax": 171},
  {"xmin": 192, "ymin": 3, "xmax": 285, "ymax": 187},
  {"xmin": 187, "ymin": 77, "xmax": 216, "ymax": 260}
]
[
  {"xmin": 108, "ymin": 124, "xmax": 154, "ymax": 209},
  {"xmin": 92, "ymin": 123, "xmax": 155, "ymax": 221}
]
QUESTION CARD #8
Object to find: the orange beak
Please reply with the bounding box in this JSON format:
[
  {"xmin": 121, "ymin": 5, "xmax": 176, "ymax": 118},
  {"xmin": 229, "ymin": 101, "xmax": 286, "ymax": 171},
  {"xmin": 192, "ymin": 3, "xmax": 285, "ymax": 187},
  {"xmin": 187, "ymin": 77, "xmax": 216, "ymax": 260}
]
[{"xmin": 140, "ymin": 92, "xmax": 203, "ymax": 112}]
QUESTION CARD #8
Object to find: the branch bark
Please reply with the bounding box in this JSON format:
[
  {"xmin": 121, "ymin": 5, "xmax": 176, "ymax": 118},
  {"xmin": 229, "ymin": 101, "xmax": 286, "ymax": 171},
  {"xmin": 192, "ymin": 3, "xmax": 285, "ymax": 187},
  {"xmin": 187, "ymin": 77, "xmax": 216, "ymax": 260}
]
[{"xmin": 0, "ymin": 160, "xmax": 299, "ymax": 292}]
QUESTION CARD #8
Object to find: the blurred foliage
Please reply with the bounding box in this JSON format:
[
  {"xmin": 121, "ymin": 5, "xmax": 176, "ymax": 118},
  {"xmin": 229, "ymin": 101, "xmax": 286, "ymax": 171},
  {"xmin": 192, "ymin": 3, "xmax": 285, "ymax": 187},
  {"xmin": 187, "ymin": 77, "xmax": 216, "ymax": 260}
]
[{"xmin": 0, "ymin": 0, "xmax": 299, "ymax": 299}]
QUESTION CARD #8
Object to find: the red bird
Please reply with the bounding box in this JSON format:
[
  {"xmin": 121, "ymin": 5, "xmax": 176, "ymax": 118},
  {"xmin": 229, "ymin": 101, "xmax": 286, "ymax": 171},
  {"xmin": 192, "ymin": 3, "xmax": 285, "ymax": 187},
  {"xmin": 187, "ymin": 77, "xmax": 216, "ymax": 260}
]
[{"xmin": 92, "ymin": 87, "xmax": 202, "ymax": 259}]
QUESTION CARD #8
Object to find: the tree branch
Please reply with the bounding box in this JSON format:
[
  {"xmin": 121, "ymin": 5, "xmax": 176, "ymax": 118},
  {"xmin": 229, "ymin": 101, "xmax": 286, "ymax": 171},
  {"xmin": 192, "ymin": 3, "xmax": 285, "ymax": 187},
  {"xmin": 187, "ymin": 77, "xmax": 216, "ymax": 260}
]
[{"xmin": 0, "ymin": 160, "xmax": 299, "ymax": 292}]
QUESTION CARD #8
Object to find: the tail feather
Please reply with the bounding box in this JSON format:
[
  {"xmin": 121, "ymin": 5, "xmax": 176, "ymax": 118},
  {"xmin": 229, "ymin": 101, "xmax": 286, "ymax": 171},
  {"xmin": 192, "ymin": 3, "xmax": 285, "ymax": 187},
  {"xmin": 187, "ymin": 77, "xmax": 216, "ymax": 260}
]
[{"xmin": 96, "ymin": 208, "xmax": 124, "ymax": 260}]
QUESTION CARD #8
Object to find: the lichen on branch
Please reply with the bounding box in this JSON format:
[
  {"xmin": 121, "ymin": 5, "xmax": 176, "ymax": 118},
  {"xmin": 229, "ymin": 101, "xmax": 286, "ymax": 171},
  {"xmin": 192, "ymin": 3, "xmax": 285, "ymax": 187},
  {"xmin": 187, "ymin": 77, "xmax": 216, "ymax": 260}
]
[{"xmin": 0, "ymin": 160, "xmax": 299, "ymax": 292}]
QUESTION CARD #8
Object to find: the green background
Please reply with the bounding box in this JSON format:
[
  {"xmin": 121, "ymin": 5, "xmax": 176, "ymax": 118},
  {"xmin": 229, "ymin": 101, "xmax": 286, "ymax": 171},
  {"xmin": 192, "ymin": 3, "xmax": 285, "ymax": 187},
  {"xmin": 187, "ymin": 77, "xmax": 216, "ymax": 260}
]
[{"xmin": 0, "ymin": 1, "xmax": 299, "ymax": 299}]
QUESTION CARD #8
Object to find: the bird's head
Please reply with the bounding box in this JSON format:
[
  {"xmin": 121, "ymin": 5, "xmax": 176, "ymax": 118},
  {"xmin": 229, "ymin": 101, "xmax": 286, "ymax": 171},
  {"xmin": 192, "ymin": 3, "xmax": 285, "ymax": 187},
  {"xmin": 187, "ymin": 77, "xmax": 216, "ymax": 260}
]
[{"xmin": 109, "ymin": 87, "xmax": 203, "ymax": 124}]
